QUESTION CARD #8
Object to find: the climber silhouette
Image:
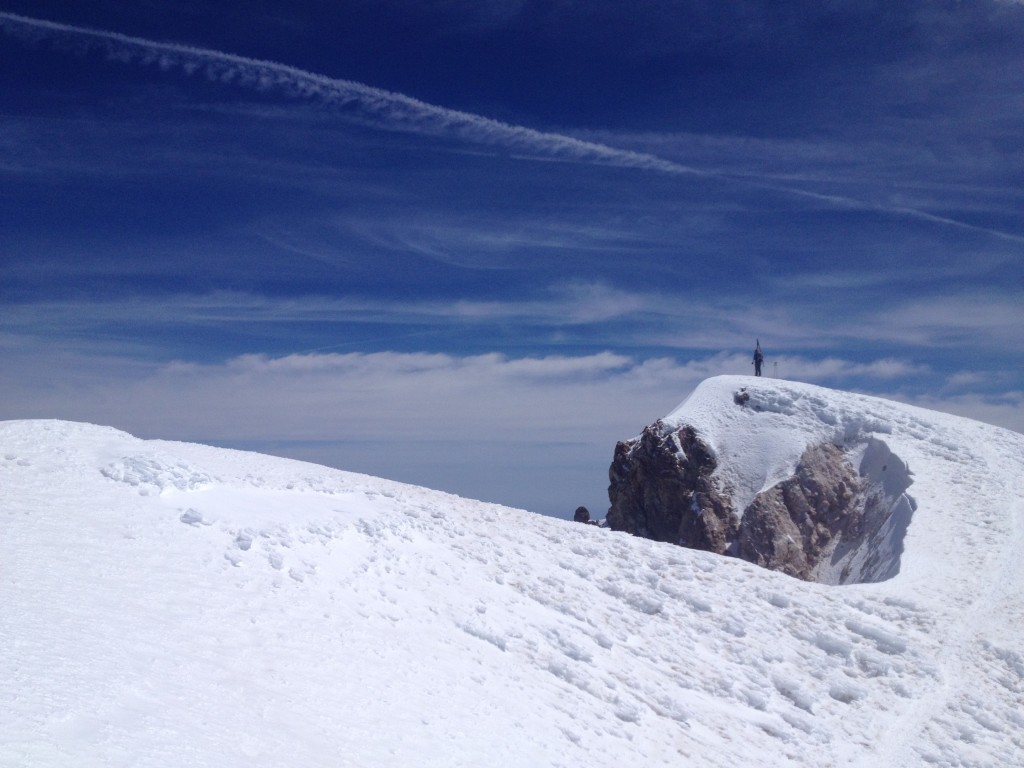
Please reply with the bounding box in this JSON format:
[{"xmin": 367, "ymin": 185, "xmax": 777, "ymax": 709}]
[{"xmin": 753, "ymin": 340, "xmax": 763, "ymax": 376}]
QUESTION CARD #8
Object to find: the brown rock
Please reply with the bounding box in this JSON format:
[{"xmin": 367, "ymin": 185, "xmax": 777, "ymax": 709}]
[
  {"xmin": 606, "ymin": 421, "xmax": 738, "ymax": 552},
  {"xmin": 606, "ymin": 420, "xmax": 914, "ymax": 584}
]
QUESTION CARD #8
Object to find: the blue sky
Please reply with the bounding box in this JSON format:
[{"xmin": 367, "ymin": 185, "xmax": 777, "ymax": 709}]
[{"xmin": 2, "ymin": 1, "xmax": 1022, "ymax": 517}]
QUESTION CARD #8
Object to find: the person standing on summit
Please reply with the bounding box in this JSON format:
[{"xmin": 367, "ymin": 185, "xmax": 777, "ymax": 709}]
[{"xmin": 753, "ymin": 340, "xmax": 764, "ymax": 376}]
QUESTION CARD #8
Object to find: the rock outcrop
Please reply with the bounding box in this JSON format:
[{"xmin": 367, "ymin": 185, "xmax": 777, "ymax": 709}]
[
  {"xmin": 733, "ymin": 442, "xmax": 864, "ymax": 581},
  {"xmin": 607, "ymin": 397, "xmax": 915, "ymax": 585},
  {"xmin": 606, "ymin": 422, "xmax": 736, "ymax": 551}
]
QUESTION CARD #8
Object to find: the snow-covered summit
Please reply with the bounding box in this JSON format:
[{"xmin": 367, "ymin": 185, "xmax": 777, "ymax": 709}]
[
  {"xmin": 3, "ymin": 384, "xmax": 1023, "ymax": 767},
  {"xmin": 658, "ymin": 376, "xmax": 1023, "ymax": 597},
  {"xmin": 663, "ymin": 375, "xmax": 961, "ymax": 515}
]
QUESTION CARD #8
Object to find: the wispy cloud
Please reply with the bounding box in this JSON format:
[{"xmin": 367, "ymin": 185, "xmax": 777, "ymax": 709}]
[
  {"xmin": 0, "ymin": 11, "xmax": 699, "ymax": 177},
  {"xmin": 337, "ymin": 214, "xmax": 651, "ymax": 268},
  {"xmin": 840, "ymin": 295, "xmax": 1024, "ymax": 349},
  {"xmin": 3, "ymin": 9, "xmax": 1023, "ymax": 244},
  {"xmin": 767, "ymin": 263, "xmax": 1011, "ymax": 292},
  {"xmin": 4, "ymin": 284, "xmax": 1022, "ymax": 358}
]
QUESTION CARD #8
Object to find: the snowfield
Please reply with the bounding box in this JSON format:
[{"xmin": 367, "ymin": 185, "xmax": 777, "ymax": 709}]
[{"xmin": 2, "ymin": 376, "xmax": 1022, "ymax": 767}]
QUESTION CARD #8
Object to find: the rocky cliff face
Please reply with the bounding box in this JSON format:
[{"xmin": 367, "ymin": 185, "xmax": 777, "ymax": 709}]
[
  {"xmin": 606, "ymin": 422, "xmax": 736, "ymax": 551},
  {"xmin": 733, "ymin": 442, "xmax": 865, "ymax": 581},
  {"xmin": 607, "ymin": 398, "xmax": 915, "ymax": 585}
]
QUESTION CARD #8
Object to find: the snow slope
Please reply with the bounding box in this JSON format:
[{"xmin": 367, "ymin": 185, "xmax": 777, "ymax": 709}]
[{"xmin": 2, "ymin": 376, "xmax": 1023, "ymax": 767}]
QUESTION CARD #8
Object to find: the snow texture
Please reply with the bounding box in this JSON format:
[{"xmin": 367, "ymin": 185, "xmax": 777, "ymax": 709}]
[{"xmin": 2, "ymin": 375, "xmax": 1023, "ymax": 767}]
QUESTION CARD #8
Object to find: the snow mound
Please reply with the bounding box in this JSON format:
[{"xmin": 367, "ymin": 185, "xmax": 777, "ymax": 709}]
[
  {"xmin": 2, "ymin": 393, "xmax": 1023, "ymax": 767},
  {"xmin": 101, "ymin": 455, "xmax": 216, "ymax": 494},
  {"xmin": 666, "ymin": 377, "xmax": 921, "ymax": 515}
]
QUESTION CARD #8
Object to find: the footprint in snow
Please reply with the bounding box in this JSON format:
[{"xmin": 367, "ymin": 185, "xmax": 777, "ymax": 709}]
[{"xmin": 179, "ymin": 508, "xmax": 213, "ymax": 526}]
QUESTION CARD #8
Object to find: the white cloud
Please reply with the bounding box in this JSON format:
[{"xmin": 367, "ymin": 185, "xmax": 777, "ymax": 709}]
[
  {"xmin": 2, "ymin": 348, "xmax": 1001, "ymax": 446},
  {"xmin": 0, "ymin": 349, "xmax": 714, "ymax": 445},
  {"xmin": 769, "ymin": 356, "xmax": 931, "ymax": 381},
  {"xmin": 846, "ymin": 295, "xmax": 1024, "ymax": 348},
  {"xmin": 943, "ymin": 370, "xmax": 990, "ymax": 390}
]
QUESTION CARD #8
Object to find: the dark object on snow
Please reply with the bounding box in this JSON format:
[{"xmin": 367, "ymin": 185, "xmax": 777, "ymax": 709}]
[
  {"xmin": 573, "ymin": 506, "xmax": 604, "ymax": 526},
  {"xmin": 753, "ymin": 339, "xmax": 764, "ymax": 376}
]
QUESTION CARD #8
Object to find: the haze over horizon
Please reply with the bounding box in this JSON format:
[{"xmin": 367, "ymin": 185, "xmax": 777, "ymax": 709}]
[{"xmin": 2, "ymin": 2, "xmax": 1022, "ymax": 517}]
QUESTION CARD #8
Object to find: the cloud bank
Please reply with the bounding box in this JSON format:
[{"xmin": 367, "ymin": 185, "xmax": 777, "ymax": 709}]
[{"xmin": 3, "ymin": 348, "xmax": 1018, "ymax": 446}]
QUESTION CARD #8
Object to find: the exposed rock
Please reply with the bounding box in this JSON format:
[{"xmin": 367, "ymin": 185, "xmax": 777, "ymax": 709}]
[
  {"xmin": 734, "ymin": 443, "xmax": 862, "ymax": 581},
  {"xmin": 825, "ymin": 438, "xmax": 915, "ymax": 584},
  {"xmin": 573, "ymin": 505, "xmax": 607, "ymax": 527},
  {"xmin": 606, "ymin": 421, "xmax": 737, "ymax": 551},
  {"xmin": 606, "ymin": 418, "xmax": 915, "ymax": 585}
]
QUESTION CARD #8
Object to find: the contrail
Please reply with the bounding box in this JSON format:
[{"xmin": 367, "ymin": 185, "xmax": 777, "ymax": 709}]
[
  {"xmin": 0, "ymin": 10, "xmax": 700, "ymax": 177},
  {"xmin": 2, "ymin": 10, "xmax": 1022, "ymax": 244}
]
